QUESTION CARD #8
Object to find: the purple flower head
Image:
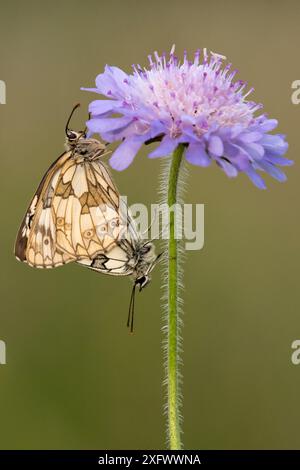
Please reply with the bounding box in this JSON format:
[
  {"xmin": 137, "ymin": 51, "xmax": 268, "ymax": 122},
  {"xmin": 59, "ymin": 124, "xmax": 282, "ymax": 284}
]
[{"xmin": 82, "ymin": 47, "xmax": 292, "ymax": 188}]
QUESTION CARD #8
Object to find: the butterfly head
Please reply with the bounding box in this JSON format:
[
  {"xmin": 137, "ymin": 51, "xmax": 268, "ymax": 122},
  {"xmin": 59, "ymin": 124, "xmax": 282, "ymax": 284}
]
[
  {"xmin": 133, "ymin": 242, "xmax": 163, "ymax": 292},
  {"xmin": 66, "ymin": 129, "xmax": 85, "ymax": 144},
  {"xmin": 135, "ymin": 274, "xmax": 151, "ymax": 291},
  {"xmin": 64, "ymin": 104, "xmax": 108, "ymax": 157},
  {"xmin": 65, "ymin": 103, "xmax": 87, "ymax": 148}
]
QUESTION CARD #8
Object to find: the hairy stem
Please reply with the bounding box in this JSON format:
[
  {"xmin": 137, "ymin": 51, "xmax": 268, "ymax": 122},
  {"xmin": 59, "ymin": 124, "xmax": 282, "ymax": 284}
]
[{"xmin": 166, "ymin": 144, "xmax": 185, "ymax": 449}]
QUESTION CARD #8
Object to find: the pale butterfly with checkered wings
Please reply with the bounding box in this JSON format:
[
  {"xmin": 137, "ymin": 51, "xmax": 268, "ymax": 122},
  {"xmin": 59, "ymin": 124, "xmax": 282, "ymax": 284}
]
[{"xmin": 14, "ymin": 105, "xmax": 161, "ymax": 330}]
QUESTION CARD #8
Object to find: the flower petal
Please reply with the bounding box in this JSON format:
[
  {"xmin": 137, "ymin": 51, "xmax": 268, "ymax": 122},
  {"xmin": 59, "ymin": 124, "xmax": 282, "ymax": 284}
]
[
  {"xmin": 238, "ymin": 132, "xmax": 263, "ymax": 143},
  {"xmin": 245, "ymin": 167, "xmax": 267, "ymax": 189},
  {"xmin": 86, "ymin": 116, "xmax": 133, "ymax": 134},
  {"xmin": 185, "ymin": 143, "xmax": 211, "ymax": 166},
  {"xmin": 94, "ymin": 73, "xmax": 118, "ymax": 97},
  {"xmin": 217, "ymin": 159, "xmax": 238, "ymax": 177},
  {"xmin": 148, "ymin": 137, "xmax": 178, "ymax": 158},
  {"xmin": 109, "ymin": 136, "xmax": 145, "ymax": 171},
  {"xmin": 264, "ymin": 154, "xmax": 294, "ymax": 166},
  {"xmin": 88, "ymin": 99, "xmax": 122, "ymax": 116},
  {"xmin": 258, "ymin": 119, "xmax": 278, "ymax": 132},
  {"xmin": 223, "ymin": 142, "xmax": 250, "ymax": 170},
  {"xmin": 230, "ymin": 153, "xmax": 250, "ymax": 171},
  {"xmin": 230, "ymin": 124, "xmax": 244, "ymax": 139},
  {"xmin": 257, "ymin": 161, "xmax": 287, "ymax": 182},
  {"xmin": 208, "ymin": 135, "xmax": 224, "ymax": 157},
  {"xmin": 260, "ymin": 135, "xmax": 284, "ymax": 147},
  {"xmin": 81, "ymin": 87, "xmax": 102, "ymax": 94},
  {"xmin": 242, "ymin": 142, "xmax": 265, "ymax": 160},
  {"xmin": 92, "ymin": 66, "xmax": 131, "ymax": 99},
  {"xmin": 259, "ymin": 134, "xmax": 288, "ymax": 155},
  {"xmin": 105, "ymin": 65, "xmax": 130, "ymax": 88}
]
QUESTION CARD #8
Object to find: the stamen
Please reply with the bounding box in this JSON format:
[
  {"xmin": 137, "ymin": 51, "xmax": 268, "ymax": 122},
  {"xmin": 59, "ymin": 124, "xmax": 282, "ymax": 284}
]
[{"xmin": 170, "ymin": 44, "xmax": 176, "ymax": 55}]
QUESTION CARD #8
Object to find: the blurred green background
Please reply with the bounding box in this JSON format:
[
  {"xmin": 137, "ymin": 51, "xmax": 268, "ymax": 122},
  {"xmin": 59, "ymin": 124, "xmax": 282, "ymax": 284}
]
[{"xmin": 0, "ymin": 0, "xmax": 300, "ymax": 450}]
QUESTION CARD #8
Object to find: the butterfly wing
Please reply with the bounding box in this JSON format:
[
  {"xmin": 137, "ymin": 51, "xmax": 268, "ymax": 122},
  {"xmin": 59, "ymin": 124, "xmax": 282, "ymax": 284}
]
[
  {"xmin": 15, "ymin": 149, "xmax": 140, "ymax": 273},
  {"xmin": 14, "ymin": 151, "xmax": 77, "ymax": 267},
  {"xmin": 52, "ymin": 158, "xmax": 121, "ymax": 258},
  {"xmin": 76, "ymin": 219, "xmax": 141, "ymax": 276},
  {"xmin": 77, "ymin": 245, "xmax": 135, "ymax": 276},
  {"xmin": 53, "ymin": 157, "xmax": 140, "ymax": 275}
]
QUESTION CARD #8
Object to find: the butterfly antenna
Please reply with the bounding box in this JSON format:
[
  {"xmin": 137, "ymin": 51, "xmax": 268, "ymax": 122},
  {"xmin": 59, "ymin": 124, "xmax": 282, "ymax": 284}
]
[
  {"xmin": 140, "ymin": 208, "xmax": 158, "ymax": 237},
  {"xmin": 127, "ymin": 283, "xmax": 136, "ymax": 334},
  {"xmin": 127, "ymin": 286, "xmax": 134, "ymax": 328},
  {"xmin": 83, "ymin": 111, "xmax": 91, "ymax": 135},
  {"xmin": 65, "ymin": 103, "xmax": 81, "ymax": 135},
  {"xmin": 131, "ymin": 285, "xmax": 136, "ymax": 334},
  {"xmin": 141, "ymin": 220, "xmax": 170, "ymax": 246},
  {"xmin": 146, "ymin": 251, "xmax": 165, "ymax": 275}
]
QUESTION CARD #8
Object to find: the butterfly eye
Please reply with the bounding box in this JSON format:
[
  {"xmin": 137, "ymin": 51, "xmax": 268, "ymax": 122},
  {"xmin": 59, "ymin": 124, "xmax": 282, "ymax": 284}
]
[
  {"xmin": 67, "ymin": 130, "xmax": 78, "ymax": 141},
  {"xmin": 141, "ymin": 243, "xmax": 153, "ymax": 255},
  {"xmin": 136, "ymin": 275, "xmax": 150, "ymax": 290}
]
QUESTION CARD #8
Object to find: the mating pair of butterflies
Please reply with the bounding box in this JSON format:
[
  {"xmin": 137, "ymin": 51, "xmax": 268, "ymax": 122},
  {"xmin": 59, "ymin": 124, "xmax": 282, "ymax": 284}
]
[{"xmin": 14, "ymin": 105, "xmax": 160, "ymax": 331}]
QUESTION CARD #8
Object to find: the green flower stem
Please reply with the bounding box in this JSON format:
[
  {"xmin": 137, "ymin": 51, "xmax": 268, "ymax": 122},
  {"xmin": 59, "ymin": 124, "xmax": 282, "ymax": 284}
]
[{"xmin": 167, "ymin": 144, "xmax": 185, "ymax": 450}]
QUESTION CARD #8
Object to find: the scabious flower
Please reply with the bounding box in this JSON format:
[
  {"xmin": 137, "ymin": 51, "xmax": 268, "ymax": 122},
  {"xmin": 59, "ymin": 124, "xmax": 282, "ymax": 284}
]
[{"xmin": 82, "ymin": 47, "xmax": 292, "ymax": 189}]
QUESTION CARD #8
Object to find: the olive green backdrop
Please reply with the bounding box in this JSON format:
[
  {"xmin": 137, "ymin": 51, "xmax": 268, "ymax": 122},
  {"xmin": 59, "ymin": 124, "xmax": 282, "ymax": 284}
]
[{"xmin": 0, "ymin": 0, "xmax": 299, "ymax": 450}]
